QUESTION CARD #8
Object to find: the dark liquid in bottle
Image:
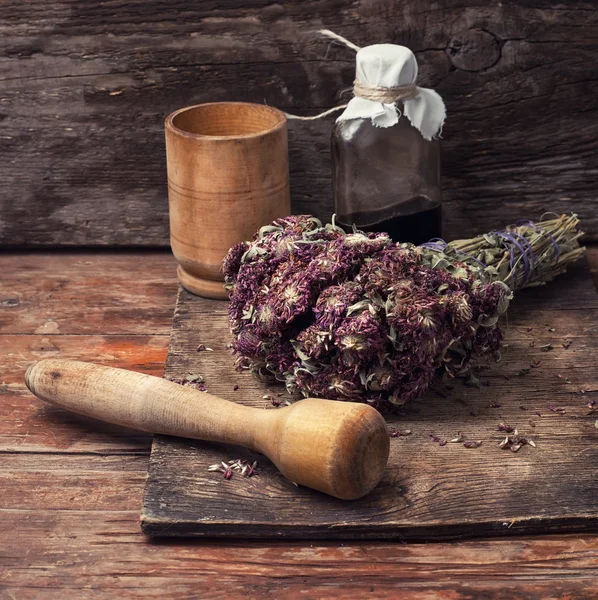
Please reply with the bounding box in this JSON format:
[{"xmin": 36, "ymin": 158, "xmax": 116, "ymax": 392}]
[{"xmin": 337, "ymin": 203, "xmax": 442, "ymax": 245}]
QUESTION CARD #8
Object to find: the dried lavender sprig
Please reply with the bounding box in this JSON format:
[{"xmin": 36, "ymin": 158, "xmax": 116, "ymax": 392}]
[{"xmin": 436, "ymin": 214, "xmax": 584, "ymax": 291}]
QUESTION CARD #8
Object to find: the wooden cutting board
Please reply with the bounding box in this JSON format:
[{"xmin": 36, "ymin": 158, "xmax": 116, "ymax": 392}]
[{"xmin": 141, "ymin": 262, "xmax": 598, "ymax": 539}]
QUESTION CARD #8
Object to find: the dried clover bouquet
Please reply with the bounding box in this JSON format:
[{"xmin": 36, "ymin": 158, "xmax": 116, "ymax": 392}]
[{"xmin": 223, "ymin": 214, "xmax": 584, "ymax": 410}]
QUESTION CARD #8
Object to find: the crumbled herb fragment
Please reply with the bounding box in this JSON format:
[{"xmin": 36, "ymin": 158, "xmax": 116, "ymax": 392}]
[
  {"xmin": 488, "ymin": 402, "xmax": 501, "ymax": 408},
  {"xmin": 464, "ymin": 373, "xmax": 482, "ymax": 388},
  {"xmin": 208, "ymin": 459, "xmax": 259, "ymax": 480},
  {"xmin": 169, "ymin": 373, "xmax": 208, "ymax": 392},
  {"xmin": 499, "ymin": 429, "xmax": 536, "ymax": 452},
  {"xmin": 540, "ymin": 343, "xmax": 553, "ymax": 352},
  {"xmin": 547, "ymin": 327, "xmax": 556, "ymax": 332},
  {"xmin": 518, "ymin": 368, "xmax": 531, "ymax": 376},
  {"xmin": 562, "ymin": 340, "xmax": 572, "ymax": 349},
  {"xmin": 186, "ymin": 374, "xmax": 204, "ymax": 383},
  {"xmin": 554, "ymin": 373, "xmax": 571, "ymax": 383},
  {"xmin": 547, "ymin": 404, "xmax": 566, "ymax": 414},
  {"xmin": 463, "ymin": 440, "xmax": 482, "ymax": 448}
]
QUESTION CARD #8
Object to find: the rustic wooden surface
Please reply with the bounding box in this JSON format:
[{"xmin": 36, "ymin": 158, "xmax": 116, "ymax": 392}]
[
  {"xmin": 143, "ymin": 260, "xmax": 598, "ymax": 540},
  {"xmin": 1, "ymin": 1, "xmax": 598, "ymax": 247},
  {"xmin": 2, "ymin": 249, "xmax": 598, "ymax": 597}
]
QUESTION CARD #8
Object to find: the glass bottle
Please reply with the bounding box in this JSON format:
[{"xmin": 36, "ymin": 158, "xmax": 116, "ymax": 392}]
[{"xmin": 332, "ymin": 111, "xmax": 442, "ymax": 245}]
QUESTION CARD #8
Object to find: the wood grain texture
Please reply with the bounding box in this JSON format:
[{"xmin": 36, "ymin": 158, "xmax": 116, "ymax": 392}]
[
  {"xmin": 0, "ymin": 251, "xmax": 177, "ymax": 334},
  {"xmin": 3, "ymin": 250, "xmax": 598, "ymax": 598},
  {"xmin": 1, "ymin": 1, "xmax": 597, "ymax": 246},
  {"xmin": 143, "ymin": 260, "xmax": 598, "ymax": 539},
  {"xmin": 3, "ymin": 511, "xmax": 598, "ymax": 599}
]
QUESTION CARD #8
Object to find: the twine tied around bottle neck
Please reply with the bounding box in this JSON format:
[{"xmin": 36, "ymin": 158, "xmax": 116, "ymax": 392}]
[
  {"xmin": 353, "ymin": 80, "xmax": 419, "ymax": 104},
  {"xmin": 284, "ymin": 30, "xmax": 419, "ymax": 121}
]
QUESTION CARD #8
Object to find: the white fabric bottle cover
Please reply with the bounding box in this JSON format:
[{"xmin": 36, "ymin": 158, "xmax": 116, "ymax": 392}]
[{"xmin": 337, "ymin": 43, "xmax": 446, "ymax": 141}]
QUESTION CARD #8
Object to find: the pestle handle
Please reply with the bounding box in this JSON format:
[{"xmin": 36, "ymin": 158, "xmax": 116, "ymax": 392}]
[{"xmin": 25, "ymin": 359, "xmax": 267, "ymax": 451}]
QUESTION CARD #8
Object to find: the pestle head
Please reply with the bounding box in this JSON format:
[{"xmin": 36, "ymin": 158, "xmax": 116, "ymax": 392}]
[{"xmin": 264, "ymin": 398, "xmax": 390, "ymax": 500}]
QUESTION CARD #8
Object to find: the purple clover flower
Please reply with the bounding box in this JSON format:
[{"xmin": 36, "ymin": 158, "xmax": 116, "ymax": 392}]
[{"xmin": 224, "ymin": 215, "xmax": 507, "ymax": 409}]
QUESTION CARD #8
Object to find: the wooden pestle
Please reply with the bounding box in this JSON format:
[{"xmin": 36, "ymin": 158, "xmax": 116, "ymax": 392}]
[{"xmin": 25, "ymin": 359, "xmax": 390, "ymax": 500}]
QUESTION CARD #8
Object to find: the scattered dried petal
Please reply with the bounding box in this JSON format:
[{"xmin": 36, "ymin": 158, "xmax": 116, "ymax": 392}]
[
  {"xmin": 389, "ymin": 428, "xmax": 412, "ymax": 438},
  {"xmin": 450, "ymin": 432, "xmax": 464, "ymax": 443},
  {"xmin": 429, "ymin": 434, "xmax": 447, "ymax": 446},
  {"xmin": 540, "ymin": 343, "xmax": 553, "ymax": 352},
  {"xmin": 497, "ymin": 422, "xmax": 514, "ymax": 433},
  {"xmin": 562, "ymin": 340, "xmax": 572, "ymax": 349},
  {"xmin": 530, "ymin": 360, "xmax": 543, "ymax": 368}
]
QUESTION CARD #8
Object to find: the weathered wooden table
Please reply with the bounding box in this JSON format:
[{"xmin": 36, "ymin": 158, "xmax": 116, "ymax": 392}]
[{"xmin": 2, "ymin": 250, "xmax": 598, "ymax": 598}]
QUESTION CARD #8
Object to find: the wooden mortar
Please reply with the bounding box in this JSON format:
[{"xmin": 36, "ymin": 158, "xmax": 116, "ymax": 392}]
[{"xmin": 165, "ymin": 102, "xmax": 291, "ymax": 300}]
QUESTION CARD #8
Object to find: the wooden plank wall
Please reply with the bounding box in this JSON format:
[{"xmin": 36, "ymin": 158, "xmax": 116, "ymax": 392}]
[{"xmin": 1, "ymin": 1, "xmax": 597, "ymax": 247}]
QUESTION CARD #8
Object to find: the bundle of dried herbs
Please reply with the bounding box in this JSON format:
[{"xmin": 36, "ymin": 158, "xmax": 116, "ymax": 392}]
[{"xmin": 223, "ymin": 214, "xmax": 584, "ymax": 409}]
